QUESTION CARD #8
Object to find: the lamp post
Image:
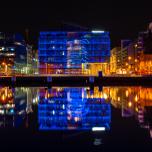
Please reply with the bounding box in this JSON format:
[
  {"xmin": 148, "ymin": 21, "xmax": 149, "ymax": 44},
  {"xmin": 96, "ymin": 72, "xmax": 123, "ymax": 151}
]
[
  {"xmin": 2, "ymin": 62, "xmax": 8, "ymax": 75},
  {"xmin": 128, "ymin": 56, "xmax": 132, "ymax": 74}
]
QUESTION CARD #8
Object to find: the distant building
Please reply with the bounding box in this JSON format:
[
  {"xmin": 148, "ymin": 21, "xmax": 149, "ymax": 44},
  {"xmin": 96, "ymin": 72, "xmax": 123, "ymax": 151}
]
[
  {"xmin": 110, "ymin": 39, "xmax": 148, "ymax": 75},
  {"xmin": 38, "ymin": 31, "xmax": 110, "ymax": 75},
  {"xmin": 110, "ymin": 40, "xmax": 136, "ymax": 74},
  {"xmin": 0, "ymin": 32, "xmax": 35, "ymax": 75},
  {"xmin": 136, "ymin": 23, "xmax": 152, "ymax": 75},
  {"xmin": 0, "ymin": 32, "xmax": 16, "ymax": 75},
  {"xmin": 120, "ymin": 40, "xmax": 133, "ymax": 72},
  {"xmin": 0, "ymin": 32, "xmax": 26, "ymax": 75},
  {"xmin": 0, "ymin": 87, "xmax": 37, "ymax": 127},
  {"xmin": 27, "ymin": 46, "xmax": 38, "ymax": 74},
  {"xmin": 110, "ymin": 47, "xmax": 121, "ymax": 74}
]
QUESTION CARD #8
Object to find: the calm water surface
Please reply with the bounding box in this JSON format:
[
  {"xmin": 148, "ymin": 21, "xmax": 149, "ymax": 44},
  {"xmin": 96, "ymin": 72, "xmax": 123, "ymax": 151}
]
[{"xmin": 0, "ymin": 86, "xmax": 152, "ymax": 151}]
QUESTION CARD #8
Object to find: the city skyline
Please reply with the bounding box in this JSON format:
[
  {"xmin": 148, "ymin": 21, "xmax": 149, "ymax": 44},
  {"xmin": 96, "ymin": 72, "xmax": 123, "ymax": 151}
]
[
  {"xmin": 0, "ymin": 25, "xmax": 151, "ymax": 76},
  {"xmin": 0, "ymin": 1, "xmax": 152, "ymax": 151}
]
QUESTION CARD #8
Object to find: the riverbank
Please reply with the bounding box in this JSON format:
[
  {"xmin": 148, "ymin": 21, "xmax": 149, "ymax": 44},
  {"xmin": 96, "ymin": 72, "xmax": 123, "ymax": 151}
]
[{"xmin": 0, "ymin": 75, "xmax": 152, "ymax": 87}]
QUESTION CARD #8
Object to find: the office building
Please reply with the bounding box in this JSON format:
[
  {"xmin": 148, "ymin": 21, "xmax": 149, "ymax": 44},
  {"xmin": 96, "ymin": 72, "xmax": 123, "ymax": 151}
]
[
  {"xmin": 0, "ymin": 32, "xmax": 27, "ymax": 75},
  {"xmin": 38, "ymin": 31, "xmax": 110, "ymax": 75}
]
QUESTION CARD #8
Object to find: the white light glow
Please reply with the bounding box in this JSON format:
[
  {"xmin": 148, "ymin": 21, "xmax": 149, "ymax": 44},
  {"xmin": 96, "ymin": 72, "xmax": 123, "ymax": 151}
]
[
  {"xmin": 92, "ymin": 30, "xmax": 105, "ymax": 33},
  {"xmin": 92, "ymin": 127, "xmax": 105, "ymax": 131}
]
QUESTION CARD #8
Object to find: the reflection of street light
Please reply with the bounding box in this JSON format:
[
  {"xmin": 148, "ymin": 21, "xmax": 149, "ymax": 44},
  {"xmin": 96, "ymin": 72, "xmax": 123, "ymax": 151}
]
[
  {"xmin": 128, "ymin": 101, "xmax": 132, "ymax": 107},
  {"xmin": 5, "ymin": 65, "xmax": 8, "ymax": 74},
  {"xmin": 128, "ymin": 56, "xmax": 132, "ymax": 60},
  {"xmin": 135, "ymin": 95, "xmax": 138, "ymax": 102},
  {"xmin": 135, "ymin": 59, "xmax": 138, "ymax": 62},
  {"xmin": 1, "ymin": 62, "xmax": 8, "ymax": 75},
  {"xmin": 2, "ymin": 62, "xmax": 5, "ymax": 66}
]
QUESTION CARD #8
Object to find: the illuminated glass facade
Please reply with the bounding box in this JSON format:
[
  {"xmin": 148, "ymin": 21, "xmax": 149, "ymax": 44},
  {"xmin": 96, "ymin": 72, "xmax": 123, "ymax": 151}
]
[
  {"xmin": 0, "ymin": 32, "xmax": 27, "ymax": 75},
  {"xmin": 38, "ymin": 31, "xmax": 110, "ymax": 74},
  {"xmin": 38, "ymin": 87, "xmax": 111, "ymax": 130}
]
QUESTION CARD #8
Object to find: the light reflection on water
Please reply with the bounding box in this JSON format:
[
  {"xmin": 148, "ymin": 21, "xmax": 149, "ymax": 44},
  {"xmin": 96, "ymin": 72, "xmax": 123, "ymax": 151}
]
[
  {"xmin": 38, "ymin": 87, "xmax": 111, "ymax": 131},
  {"xmin": 0, "ymin": 86, "xmax": 152, "ymax": 138}
]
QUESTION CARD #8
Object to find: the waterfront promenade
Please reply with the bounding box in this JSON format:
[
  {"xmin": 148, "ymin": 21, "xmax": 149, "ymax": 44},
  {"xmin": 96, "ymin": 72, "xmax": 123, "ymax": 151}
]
[{"xmin": 0, "ymin": 75, "xmax": 152, "ymax": 87}]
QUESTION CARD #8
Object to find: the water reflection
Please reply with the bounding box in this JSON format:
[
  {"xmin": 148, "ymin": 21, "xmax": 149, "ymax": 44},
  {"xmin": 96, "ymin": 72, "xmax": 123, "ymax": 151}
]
[
  {"xmin": 109, "ymin": 87, "xmax": 152, "ymax": 138},
  {"xmin": 0, "ymin": 87, "xmax": 37, "ymax": 127},
  {"xmin": 38, "ymin": 87, "xmax": 111, "ymax": 131},
  {"xmin": 0, "ymin": 86, "xmax": 151, "ymax": 139}
]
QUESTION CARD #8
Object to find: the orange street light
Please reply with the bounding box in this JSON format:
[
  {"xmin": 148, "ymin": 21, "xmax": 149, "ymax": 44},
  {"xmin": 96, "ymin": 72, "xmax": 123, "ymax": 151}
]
[
  {"xmin": 128, "ymin": 56, "xmax": 132, "ymax": 60},
  {"xmin": 135, "ymin": 59, "xmax": 138, "ymax": 62},
  {"xmin": 2, "ymin": 62, "xmax": 5, "ymax": 66},
  {"xmin": 128, "ymin": 101, "xmax": 132, "ymax": 107}
]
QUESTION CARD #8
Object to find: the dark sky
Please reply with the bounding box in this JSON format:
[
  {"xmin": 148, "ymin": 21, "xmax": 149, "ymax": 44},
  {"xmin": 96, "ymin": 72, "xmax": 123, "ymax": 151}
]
[{"xmin": 0, "ymin": 0, "xmax": 151, "ymax": 47}]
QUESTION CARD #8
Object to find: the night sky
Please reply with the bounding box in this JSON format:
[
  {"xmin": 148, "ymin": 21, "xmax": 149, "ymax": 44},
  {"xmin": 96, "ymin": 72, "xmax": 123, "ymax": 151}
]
[{"xmin": 0, "ymin": 0, "xmax": 151, "ymax": 47}]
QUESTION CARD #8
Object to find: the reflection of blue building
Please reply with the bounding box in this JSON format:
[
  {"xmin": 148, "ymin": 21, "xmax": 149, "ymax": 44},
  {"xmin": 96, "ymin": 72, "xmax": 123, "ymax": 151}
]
[
  {"xmin": 38, "ymin": 87, "xmax": 111, "ymax": 130},
  {"xmin": 38, "ymin": 31, "xmax": 110, "ymax": 74}
]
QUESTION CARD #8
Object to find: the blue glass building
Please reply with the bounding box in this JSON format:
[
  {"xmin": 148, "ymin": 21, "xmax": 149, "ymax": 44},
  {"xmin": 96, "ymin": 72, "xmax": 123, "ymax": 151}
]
[{"xmin": 38, "ymin": 31, "xmax": 110, "ymax": 74}]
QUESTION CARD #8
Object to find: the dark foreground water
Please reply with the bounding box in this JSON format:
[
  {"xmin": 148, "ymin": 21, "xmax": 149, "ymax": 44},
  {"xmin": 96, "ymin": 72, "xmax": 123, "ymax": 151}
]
[{"xmin": 0, "ymin": 86, "xmax": 152, "ymax": 151}]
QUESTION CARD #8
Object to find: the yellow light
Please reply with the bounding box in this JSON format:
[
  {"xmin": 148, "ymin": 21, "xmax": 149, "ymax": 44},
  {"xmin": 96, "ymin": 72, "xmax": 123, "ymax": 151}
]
[
  {"xmin": 2, "ymin": 62, "xmax": 5, "ymax": 66},
  {"xmin": 35, "ymin": 97, "xmax": 38, "ymax": 103},
  {"xmin": 126, "ymin": 63, "xmax": 128, "ymax": 66},
  {"xmin": 118, "ymin": 97, "xmax": 120, "ymax": 101},
  {"xmin": 128, "ymin": 101, "xmax": 132, "ymax": 107},
  {"xmin": 103, "ymin": 93, "xmax": 108, "ymax": 99},
  {"xmin": 1, "ymin": 94, "xmax": 5, "ymax": 101},
  {"xmin": 126, "ymin": 90, "xmax": 129, "ymax": 97},
  {"xmin": 135, "ymin": 95, "xmax": 138, "ymax": 102},
  {"xmin": 135, "ymin": 107, "xmax": 138, "ymax": 112},
  {"xmin": 135, "ymin": 59, "xmax": 138, "ymax": 62},
  {"xmin": 128, "ymin": 56, "xmax": 132, "ymax": 60},
  {"xmin": 5, "ymin": 89, "xmax": 8, "ymax": 97}
]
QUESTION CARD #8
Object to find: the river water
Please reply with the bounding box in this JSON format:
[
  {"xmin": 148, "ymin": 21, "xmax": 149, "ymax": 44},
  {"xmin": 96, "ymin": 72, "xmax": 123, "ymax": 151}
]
[{"xmin": 0, "ymin": 86, "xmax": 152, "ymax": 151}]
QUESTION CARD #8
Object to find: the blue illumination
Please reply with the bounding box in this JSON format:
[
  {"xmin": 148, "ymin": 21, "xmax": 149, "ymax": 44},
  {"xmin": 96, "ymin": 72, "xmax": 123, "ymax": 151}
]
[
  {"xmin": 38, "ymin": 31, "xmax": 110, "ymax": 74},
  {"xmin": 10, "ymin": 109, "xmax": 14, "ymax": 114},
  {"xmin": 10, "ymin": 48, "xmax": 14, "ymax": 51},
  {"xmin": 38, "ymin": 88, "xmax": 111, "ymax": 131}
]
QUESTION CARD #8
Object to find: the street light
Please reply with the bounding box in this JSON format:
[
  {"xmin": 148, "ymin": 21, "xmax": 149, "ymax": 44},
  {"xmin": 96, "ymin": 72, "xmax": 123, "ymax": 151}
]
[
  {"xmin": 2, "ymin": 62, "xmax": 5, "ymax": 66},
  {"xmin": 128, "ymin": 56, "xmax": 132, "ymax": 60},
  {"xmin": 1, "ymin": 62, "xmax": 8, "ymax": 75},
  {"xmin": 135, "ymin": 59, "xmax": 138, "ymax": 62}
]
